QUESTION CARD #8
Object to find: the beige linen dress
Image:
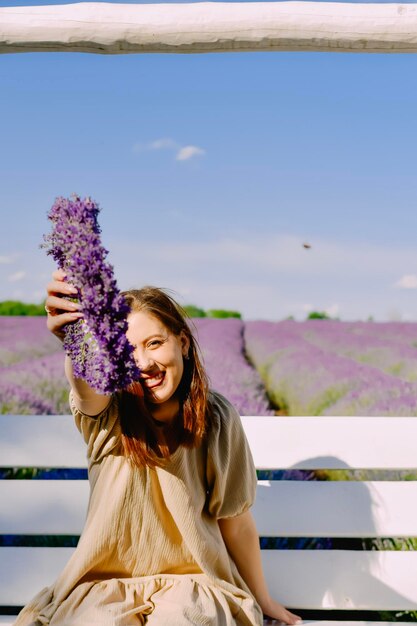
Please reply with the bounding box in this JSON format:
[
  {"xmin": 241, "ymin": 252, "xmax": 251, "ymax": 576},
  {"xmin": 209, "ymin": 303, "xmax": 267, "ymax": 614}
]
[{"xmin": 14, "ymin": 390, "xmax": 263, "ymax": 626}]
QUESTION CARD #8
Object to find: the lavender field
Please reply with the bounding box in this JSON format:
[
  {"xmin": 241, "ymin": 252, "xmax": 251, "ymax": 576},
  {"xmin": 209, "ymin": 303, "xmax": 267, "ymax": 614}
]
[
  {"xmin": 1, "ymin": 317, "xmax": 69, "ymax": 414},
  {"xmin": 0, "ymin": 316, "xmax": 272, "ymax": 416},
  {"xmin": 3, "ymin": 316, "xmax": 417, "ymax": 416},
  {"xmin": 245, "ymin": 320, "xmax": 417, "ymax": 416}
]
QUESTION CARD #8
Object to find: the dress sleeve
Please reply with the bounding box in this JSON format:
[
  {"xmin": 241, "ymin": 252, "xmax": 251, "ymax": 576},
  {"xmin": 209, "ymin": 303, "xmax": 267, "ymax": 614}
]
[
  {"xmin": 69, "ymin": 389, "xmax": 121, "ymax": 464},
  {"xmin": 205, "ymin": 391, "xmax": 257, "ymax": 519}
]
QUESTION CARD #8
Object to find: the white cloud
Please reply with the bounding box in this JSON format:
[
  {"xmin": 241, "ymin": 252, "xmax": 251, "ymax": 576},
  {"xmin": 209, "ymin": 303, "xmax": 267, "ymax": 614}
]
[
  {"xmin": 300, "ymin": 302, "xmax": 339, "ymax": 318},
  {"xmin": 149, "ymin": 138, "xmax": 178, "ymax": 150},
  {"xmin": 118, "ymin": 233, "xmax": 409, "ymax": 281},
  {"xmin": 394, "ymin": 274, "xmax": 417, "ymax": 289},
  {"xmin": 386, "ymin": 307, "xmax": 403, "ymax": 321},
  {"xmin": 325, "ymin": 303, "xmax": 340, "ymax": 318},
  {"xmin": 132, "ymin": 137, "xmax": 178, "ymax": 153},
  {"xmin": 110, "ymin": 233, "xmax": 417, "ymax": 321},
  {"xmin": 132, "ymin": 139, "xmax": 206, "ymax": 162},
  {"xmin": 176, "ymin": 145, "xmax": 206, "ymax": 161},
  {"xmin": 113, "ymin": 234, "xmax": 417, "ymax": 288},
  {"xmin": 179, "ymin": 282, "xmax": 286, "ymax": 320},
  {"xmin": 0, "ymin": 255, "xmax": 14, "ymax": 264},
  {"xmin": 8, "ymin": 270, "xmax": 26, "ymax": 282}
]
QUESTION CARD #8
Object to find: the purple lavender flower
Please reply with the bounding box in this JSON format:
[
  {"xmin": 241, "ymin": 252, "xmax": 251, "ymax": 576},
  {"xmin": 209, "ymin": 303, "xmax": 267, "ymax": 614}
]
[{"xmin": 42, "ymin": 195, "xmax": 140, "ymax": 393}]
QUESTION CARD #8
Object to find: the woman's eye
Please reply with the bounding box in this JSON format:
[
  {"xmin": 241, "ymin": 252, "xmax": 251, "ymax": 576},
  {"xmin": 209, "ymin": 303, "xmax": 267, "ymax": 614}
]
[{"xmin": 148, "ymin": 340, "xmax": 161, "ymax": 348}]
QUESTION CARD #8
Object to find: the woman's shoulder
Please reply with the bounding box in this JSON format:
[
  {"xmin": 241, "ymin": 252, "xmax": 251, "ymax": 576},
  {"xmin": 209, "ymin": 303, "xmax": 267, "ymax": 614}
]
[
  {"xmin": 208, "ymin": 388, "xmax": 236, "ymax": 413},
  {"xmin": 206, "ymin": 389, "xmax": 241, "ymax": 435}
]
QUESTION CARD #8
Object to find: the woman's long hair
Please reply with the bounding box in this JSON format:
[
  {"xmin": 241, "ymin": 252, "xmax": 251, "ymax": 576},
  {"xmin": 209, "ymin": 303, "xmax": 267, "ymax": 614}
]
[{"xmin": 119, "ymin": 286, "xmax": 210, "ymax": 468}]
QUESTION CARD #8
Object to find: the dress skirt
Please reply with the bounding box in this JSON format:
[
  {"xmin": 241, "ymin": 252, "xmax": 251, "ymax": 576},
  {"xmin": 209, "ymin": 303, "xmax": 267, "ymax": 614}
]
[{"xmin": 17, "ymin": 573, "xmax": 262, "ymax": 626}]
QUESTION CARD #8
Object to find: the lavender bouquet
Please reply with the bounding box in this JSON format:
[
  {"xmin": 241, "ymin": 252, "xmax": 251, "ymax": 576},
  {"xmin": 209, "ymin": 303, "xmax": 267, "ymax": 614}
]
[{"xmin": 42, "ymin": 194, "xmax": 140, "ymax": 394}]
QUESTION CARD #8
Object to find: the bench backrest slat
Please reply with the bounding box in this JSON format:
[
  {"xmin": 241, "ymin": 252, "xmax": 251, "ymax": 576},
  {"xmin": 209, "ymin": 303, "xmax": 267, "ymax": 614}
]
[
  {"xmin": 262, "ymin": 550, "xmax": 417, "ymax": 610},
  {"xmin": 1, "ymin": 548, "xmax": 417, "ymax": 610},
  {"xmin": 2, "ymin": 415, "xmax": 417, "ymax": 469},
  {"xmin": 243, "ymin": 416, "xmax": 417, "ymax": 470},
  {"xmin": 2, "ymin": 480, "xmax": 417, "ymax": 538}
]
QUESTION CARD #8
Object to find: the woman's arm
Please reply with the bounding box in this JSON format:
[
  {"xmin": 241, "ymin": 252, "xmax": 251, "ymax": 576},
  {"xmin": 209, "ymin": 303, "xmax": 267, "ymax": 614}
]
[
  {"xmin": 218, "ymin": 510, "xmax": 302, "ymax": 625},
  {"xmin": 46, "ymin": 269, "xmax": 111, "ymax": 416},
  {"xmin": 64, "ymin": 355, "xmax": 111, "ymax": 416}
]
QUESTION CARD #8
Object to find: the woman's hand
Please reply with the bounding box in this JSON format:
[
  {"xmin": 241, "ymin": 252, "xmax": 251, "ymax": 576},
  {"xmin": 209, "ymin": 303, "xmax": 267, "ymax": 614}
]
[
  {"xmin": 45, "ymin": 269, "xmax": 83, "ymax": 341},
  {"xmin": 46, "ymin": 269, "xmax": 110, "ymax": 414},
  {"xmin": 263, "ymin": 598, "xmax": 302, "ymax": 625}
]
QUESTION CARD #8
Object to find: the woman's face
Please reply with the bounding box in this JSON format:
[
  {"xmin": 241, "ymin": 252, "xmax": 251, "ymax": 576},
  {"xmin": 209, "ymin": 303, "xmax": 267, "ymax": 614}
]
[{"xmin": 126, "ymin": 310, "xmax": 190, "ymax": 413}]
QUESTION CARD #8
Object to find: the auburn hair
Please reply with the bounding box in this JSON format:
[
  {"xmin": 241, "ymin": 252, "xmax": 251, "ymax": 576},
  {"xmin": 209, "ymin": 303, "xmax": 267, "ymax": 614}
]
[{"xmin": 119, "ymin": 286, "xmax": 210, "ymax": 468}]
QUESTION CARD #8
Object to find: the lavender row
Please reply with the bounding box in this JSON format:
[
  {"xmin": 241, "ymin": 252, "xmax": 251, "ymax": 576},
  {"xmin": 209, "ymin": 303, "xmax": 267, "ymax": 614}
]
[
  {"xmin": 244, "ymin": 321, "xmax": 417, "ymax": 416},
  {"xmin": 1, "ymin": 317, "xmax": 69, "ymax": 414},
  {"xmin": 191, "ymin": 318, "xmax": 273, "ymax": 415},
  {"xmin": 288, "ymin": 320, "xmax": 417, "ymax": 384},
  {"xmin": 346, "ymin": 320, "xmax": 417, "ymax": 347},
  {"xmin": 0, "ymin": 316, "xmax": 60, "ymax": 366}
]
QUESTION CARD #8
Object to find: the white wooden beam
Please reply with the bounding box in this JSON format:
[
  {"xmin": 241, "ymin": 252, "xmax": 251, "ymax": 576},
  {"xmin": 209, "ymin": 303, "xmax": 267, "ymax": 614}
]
[
  {"xmin": 3, "ymin": 480, "xmax": 417, "ymax": 537},
  {"xmin": 2, "ymin": 414, "xmax": 417, "ymax": 469},
  {"xmin": 1, "ymin": 1, "xmax": 417, "ymax": 55},
  {"xmin": 2, "ymin": 548, "xmax": 417, "ymax": 609}
]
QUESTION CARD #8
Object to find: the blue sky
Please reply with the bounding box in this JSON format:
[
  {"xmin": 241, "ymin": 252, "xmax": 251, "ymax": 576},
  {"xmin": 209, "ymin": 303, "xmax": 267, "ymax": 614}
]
[{"xmin": 1, "ymin": 0, "xmax": 417, "ymax": 320}]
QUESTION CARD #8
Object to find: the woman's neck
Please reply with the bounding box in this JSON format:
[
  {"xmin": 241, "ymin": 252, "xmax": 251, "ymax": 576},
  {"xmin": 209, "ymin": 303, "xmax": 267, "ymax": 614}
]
[
  {"xmin": 150, "ymin": 396, "xmax": 180, "ymax": 426},
  {"xmin": 149, "ymin": 398, "xmax": 182, "ymax": 455}
]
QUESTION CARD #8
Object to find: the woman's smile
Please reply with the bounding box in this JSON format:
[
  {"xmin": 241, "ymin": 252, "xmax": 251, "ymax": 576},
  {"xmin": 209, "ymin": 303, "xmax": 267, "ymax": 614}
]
[{"xmin": 142, "ymin": 371, "xmax": 165, "ymax": 389}]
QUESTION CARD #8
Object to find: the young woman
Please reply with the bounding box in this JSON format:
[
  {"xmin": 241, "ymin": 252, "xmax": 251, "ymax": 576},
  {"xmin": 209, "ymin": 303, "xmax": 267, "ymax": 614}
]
[{"xmin": 15, "ymin": 270, "xmax": 302, "ymax": 626}]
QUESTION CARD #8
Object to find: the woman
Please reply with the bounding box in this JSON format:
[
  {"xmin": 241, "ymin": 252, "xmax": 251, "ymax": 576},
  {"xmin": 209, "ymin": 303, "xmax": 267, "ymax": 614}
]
[{"xmin": 15, "ymin": 270, "xmax": 301, "ymax": 626}]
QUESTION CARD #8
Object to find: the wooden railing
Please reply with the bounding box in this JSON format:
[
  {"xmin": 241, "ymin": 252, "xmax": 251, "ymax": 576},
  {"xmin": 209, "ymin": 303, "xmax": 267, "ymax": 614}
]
[{"xmin": 2, "ymin": 2, "xmax": 417, "ymax": 55}]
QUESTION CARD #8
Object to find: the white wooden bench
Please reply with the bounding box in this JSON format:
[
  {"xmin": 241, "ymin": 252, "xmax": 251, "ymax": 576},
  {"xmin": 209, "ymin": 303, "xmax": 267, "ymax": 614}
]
[{"xmin": 1, "ymin": 414, "xmax": 417, "ymax": 625}]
